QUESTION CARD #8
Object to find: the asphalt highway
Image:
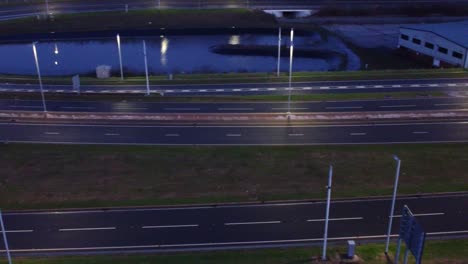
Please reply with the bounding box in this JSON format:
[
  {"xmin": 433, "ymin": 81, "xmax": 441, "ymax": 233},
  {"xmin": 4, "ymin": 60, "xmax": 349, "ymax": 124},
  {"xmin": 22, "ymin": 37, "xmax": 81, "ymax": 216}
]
[
  {"xmin": 3, "ymin": 0, "xmax": 468, "ymax": 21},
  {"xmin": 1, "ymin": 193, "xmax": 467, "ymax": 255},
  {"xmin": 2, "ymin": 78, "xmax": 468, "ymax": 96},
  {"xmin": 2, "ymin": 97, "xmax": 468, "ymax": 113},
  {"xmin": 1, "ymin": 120, "xmax": 468, "ymax": 145}
]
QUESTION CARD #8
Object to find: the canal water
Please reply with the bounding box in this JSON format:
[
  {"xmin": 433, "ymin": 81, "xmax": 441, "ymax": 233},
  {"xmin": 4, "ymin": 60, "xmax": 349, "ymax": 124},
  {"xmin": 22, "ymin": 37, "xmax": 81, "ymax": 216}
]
[{"xmin": 0, "ymin": 33, "xmax": 355, "ymax": 76}]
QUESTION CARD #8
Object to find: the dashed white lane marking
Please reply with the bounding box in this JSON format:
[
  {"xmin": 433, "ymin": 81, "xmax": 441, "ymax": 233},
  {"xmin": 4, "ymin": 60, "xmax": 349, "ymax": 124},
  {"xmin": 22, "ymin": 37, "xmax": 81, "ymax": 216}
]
[
  {"xmin": 199, "ymin": 89, "xmax": 207, "ymax": 92},
  {"xmin": 56, "ymin": 90, "xmax": 64, "ymax": 92},
  {"xmin": 285, "ymin": 87, "xmax": 293, "ymax": 91},
  {"xmin": 325, "ymin": 106, "xmax": 363, "ymax": 110},
  {"xmin": 8, "ymin": 105, "xmax": 42, "ymax": 108},
  {"xmin": 271, "ymin": 107, "xmax": 308, "ymax": 110},
  {"xmin": 104, "ymin": 133, "xmax": 120, "ymax": 136},
  {"xmin": 447, "ymin": 84, "xmax": 457, "ymax": 87},
  {"xmin": 374, "ymin": 85, "xmax": 384, "ymax": 88},
  {"xmin": 302, "ymin": 87, "xmax": 312, "ymax": 90},
  {"xmin": 142, "ymin": 224, "xmax": 198, "ymax": 229},
  {"xmin": 250, "ymin": 88, "xmax": 259, "ymax": 91},
  {"xmin": 226, "ymin": 133, "xmax": 242, "ymax": 137},
  {"xmin": 224, "ymin": 221, "xmax": 281, "ymax": 226},
  {"xmin": 393, "ymin": 212, "xmax": 444, "ymax": 218},
  {"xmin": 164, "ymin": 108, "xmax": 200, "ymax": 111},
  {"xmin": 413, "ymin": 131, "xmax": 429, "ymax": 134},
  {"xmin": 233, "ymin": 89, "xmax": 241, "ymax": 92},
  {"xmin": 165, "ymin": 90, "xmax": 174, "ymax": 93},
  {"xmin": 392, "ymin": 85, "xmax": 402, "ymax": 88},
  {"xmin": 165, "ymin": 134, "xmax": 180, "ymax": 137},
  {"xmin": 215, "ymin": 89, "xmax": 225, "ymax": 92},
  {"xmin": 102, "ymin": 90, "xmax": 110, "ymax": 93},
  {"xmin": 410, "ymin": 84, "xmax": 420, "ymax": 87},
  {"xmin": 338, "ymin": 86, "xmax": 347, "ymax": 89},
  {"xmin": 4, "ymin": 230, "xmax": 34, "ymax": 233},
  {"xmin": 379, "ymin": 104, "xmax": 417, "ymax": 108},
  {"xmin": 218, "ymin": 108, "xmax": 254, "ymax": 111},
  {"xmin": 356, "ymin": 86, "xmax": 366, "ymax": 88},
  {"xmin": 429, "ymin": 84, "xmax": 439, "ymax": 87},
  {"xmin": 59, "ymin": 227, "xmax": 116, "ymax": 232},
  {"xmin": 114, "ymin": 107, "xmax": 148, "ymax": 111},
  {"xmin": 181, "ymin": 90, "xmax": 190, "ymax": 92},
  {"xmin": 288, "ymin": 134, "xmax": 304, "ymax": 137},
  {"xmin": 350, "ymin": 133, "xmax": 366, "ymax": 136},
  {"xmin": 267, "ymin": 88, "xmax": 277, "ymax": 91},
  {"xmin": 44, "ymin": 132, "xmax": 60, "ymax": 135},
  {"xmin": 320, "ymin": 86, "xmax": 330, "ymax": 89},
  {"xmin": 307, "ymin": 217, "xmax": 364, "ymax": 222}
]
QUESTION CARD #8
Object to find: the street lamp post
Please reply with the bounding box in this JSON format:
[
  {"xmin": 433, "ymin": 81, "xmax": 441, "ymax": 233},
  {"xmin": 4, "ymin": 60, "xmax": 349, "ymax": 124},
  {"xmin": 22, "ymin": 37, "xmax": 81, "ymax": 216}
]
[
  {"xmin": 0, "ymin": 209, "xmax": 12, "ymax": 264},
  {"xmin": 322, "ymin": 165, "xmax": 333, "ymax": 261},
  {"xmin": 45, "ymin": 0, "xmax": 49, "ymax": 15},
  {"xmin": 276, "ymin": 27, "xmax": 281, "ymax": 77},
  {"xmin": 116, "ymin": 34, "xmax": 124, "ymax": 80},
  {"xmin": 143, "ymin": 40, "xmax": 150, "ymax": 96},
  {"xmin": 287, "ymin": 28, "xmax": 294, "ymax": 115},
  {"xmin": 385, "ymin": 155, "xmax": 402, "ymax": 255},
  {"xmin": 32, "ymin": 42, "xmax": 47, "ymax": 113}
]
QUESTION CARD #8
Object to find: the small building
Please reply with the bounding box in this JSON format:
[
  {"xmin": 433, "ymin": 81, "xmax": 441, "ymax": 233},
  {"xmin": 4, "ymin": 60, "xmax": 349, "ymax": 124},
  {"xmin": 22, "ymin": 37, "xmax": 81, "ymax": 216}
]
[
  {"xmin": 96, "ymin": 65, "xmax": 112, "ymax": 79},
  {"xmin": 398, "ymin": 21, "xmax": 468, "ymax": 69}
]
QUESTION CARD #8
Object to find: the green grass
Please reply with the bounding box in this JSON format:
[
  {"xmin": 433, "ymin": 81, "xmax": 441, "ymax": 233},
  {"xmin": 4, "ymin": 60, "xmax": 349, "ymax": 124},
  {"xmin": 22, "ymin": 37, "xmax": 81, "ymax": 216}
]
[
  {"xmin": 2, "ymin": 240, "xmax": 467, "ymax": 264},
  {"xmin": 0, "ymin": 144, "xmax": 467, "ymax": 210},
  {"xmin": 0, "ymin": 91, "xmax": 447, "ymax": 103},
  {"xmin": 1, "ymin": 69, "xmax": 467, "ymax": 86}
]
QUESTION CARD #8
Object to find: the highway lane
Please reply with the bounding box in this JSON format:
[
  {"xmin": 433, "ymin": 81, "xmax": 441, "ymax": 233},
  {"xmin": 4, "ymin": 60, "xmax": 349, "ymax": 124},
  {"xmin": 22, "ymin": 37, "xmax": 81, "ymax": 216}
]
[
  {"xmin": 2, "ymin": 78, "xmax": 468, "ymax": 96},
  {"xmin": 1, "ymin": 194, "xmax": 467, "ymax": 254},
  {"xmin": 2, "ymin": 97, "xmax": 468, "ymax": 113},
  {"xmin": 1, "ymin": 121, "xmax": 468, "ymax": 145},
  {"xmin": 3, "ymin": 0, "xmax": 468, "ymax": 20}
]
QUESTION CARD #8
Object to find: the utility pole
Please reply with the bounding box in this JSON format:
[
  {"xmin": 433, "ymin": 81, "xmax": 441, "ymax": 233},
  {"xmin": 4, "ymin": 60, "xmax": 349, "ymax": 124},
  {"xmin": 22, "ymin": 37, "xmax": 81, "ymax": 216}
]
[
  {"xmin": 116, "ymin": 34, "xmax": 124, "ymax": 80},
  {"xmin": 385, "ymin": 155, "xmax": 401, "ymax": 255},
  {"xmin": 143, "ymin": 40, "xmax": 150, "ymax": 96},
  {"xmin": 276, "ymin": 27, "xmax": 281, "ymax": 77},
  {"xmin": 32, "ymin": 42, "xmax": 47, "ymax": 113},
  {"xmin": 287, "ymin": 28, "xmax": 294, "ymax": 115},
  {"xmin": 322, "ymin": 165, "xmax": 333, "ymax": 261},
  {"xmin": 0, "ymin": 209, "xmax": 12, "ymax": 264}
]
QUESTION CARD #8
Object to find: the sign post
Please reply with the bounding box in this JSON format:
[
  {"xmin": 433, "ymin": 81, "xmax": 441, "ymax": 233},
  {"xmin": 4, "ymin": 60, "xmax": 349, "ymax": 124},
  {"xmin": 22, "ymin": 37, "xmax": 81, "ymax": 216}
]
[
  {"xmin": 0, "ymin": 209, "xmax": 12, "ymax": 264},
  {"xmin": 395, "ymin": 205, "xmax": 426, "ymax": 264},
  {"xmin": 72, "ymin": 75, "xmax": 80, "ymax": 95}
]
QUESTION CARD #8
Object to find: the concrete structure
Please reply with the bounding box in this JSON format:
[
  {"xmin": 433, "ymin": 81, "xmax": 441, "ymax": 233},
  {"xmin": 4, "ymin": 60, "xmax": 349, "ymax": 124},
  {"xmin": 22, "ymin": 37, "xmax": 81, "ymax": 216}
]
[
  {"xmin": 398, "ymin": 21, "xmax": 468, "ymax": 69},
  {"xmin": 96, "ymin": 65, "xmax": 111, "ymax": 79}
]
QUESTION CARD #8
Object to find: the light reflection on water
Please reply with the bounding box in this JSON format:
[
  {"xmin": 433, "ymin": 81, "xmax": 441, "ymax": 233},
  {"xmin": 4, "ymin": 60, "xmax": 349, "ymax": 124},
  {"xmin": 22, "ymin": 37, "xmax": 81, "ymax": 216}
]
[{"xmin": 0, "ymin": 34, "xmax": 343, "ymax": 76}]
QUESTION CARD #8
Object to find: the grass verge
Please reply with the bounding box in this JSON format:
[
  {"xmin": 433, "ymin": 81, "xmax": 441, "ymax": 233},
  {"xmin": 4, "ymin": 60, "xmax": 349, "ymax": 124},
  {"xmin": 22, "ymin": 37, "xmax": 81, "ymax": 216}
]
[
  {"xmin": 2, "ymin": 240, "xmax": 467, "ymax": 264},
  {"xmin": 0, "ymin": 69, "xmax": 467, "ymax": 86},
  {"xmin": 0, "ymin": 91, "xmax": 447, "ymax": 103},
  {"xmin": 0, "ymin": 144, "xmax": 467, "ymax": 210}
]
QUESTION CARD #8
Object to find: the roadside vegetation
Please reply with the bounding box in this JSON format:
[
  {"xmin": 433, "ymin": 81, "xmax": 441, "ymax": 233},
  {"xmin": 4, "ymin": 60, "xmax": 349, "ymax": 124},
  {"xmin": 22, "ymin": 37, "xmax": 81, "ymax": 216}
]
[
  {"xmin": 0, "ymin": 144, "xmax": 467, "ymax": 209},
  {"xmin": 2, "ymin": 240, "xmax": 467, "ymax": 264}
]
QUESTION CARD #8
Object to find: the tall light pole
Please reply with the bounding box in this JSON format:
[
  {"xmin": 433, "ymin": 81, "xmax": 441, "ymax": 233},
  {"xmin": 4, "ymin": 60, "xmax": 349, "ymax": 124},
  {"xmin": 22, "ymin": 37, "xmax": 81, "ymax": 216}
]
[
  {"xmin": 322, "ymin": 165, "xmax": 333, "ymax": 261},
  {"xmin": 385, "ymin": 155, "xmax": 401, "ymax": 255},
  {"xmin": 143, "ymin": 40, "xmax": 150, "ymax": 96},
  {"xmin": 116, "ymin": 34, "xmax": 124, "ymax": 80},
  {"xmin": 45, "ymin": 0, "xmax": 49, "ymax": 15},
  {"xmin": 32, "ymin": 42, "xmax": 47, "ymax": 113},
  {"xmin": 287, "ymin": 28, "xmax": 294, "ymax": 115},
  {"xmin": 276, "ymin": 27, "xmax": 281, "ymax": 77},
  {"xmin": 0, "ymin": 209, "xmax": 12, "ymax": 264}
]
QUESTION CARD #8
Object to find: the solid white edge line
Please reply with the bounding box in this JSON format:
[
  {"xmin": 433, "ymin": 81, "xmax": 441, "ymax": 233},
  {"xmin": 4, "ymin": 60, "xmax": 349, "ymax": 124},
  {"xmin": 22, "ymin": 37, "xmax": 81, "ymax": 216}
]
[
  {"xmin": 59, "ymin": 227, "xmax": 116, "ymax": 232},
  {"xmin": 350, "ymin": 133, "xmax": 366, "ymax": 136},
  {"xmin": 393, "ymin": 212, "xmax": 445, "ymax": 218},
  {"xmin": 226, "ymin": 134, "xmax": 242, "ymax": 137},
  {"xmin": 4, "ymin": 230, "xmax": 34, "ymax": 233},
  {"xmin": 142, "ymin": 224, "xmax": 198, "ymax": 229},
  {"xmin": 288, "ymin": 134, "xmax": 304, "ymax": 137},
  {"xmin": 218, "ymin": 108, "xmax": 254, "ymax": 111},
  {"xmin": 44, "ymin": 132, "xmax": 60, "ymax": 135},
  {"xmin": 224, "ymin": 221, "xmax": 281, "ymax": 226},
  {"xmin": 165, "ymin": 134, "xmax": 180, "ymax": 137},
  {"xmin": 325, "ymin": 106, "xmax": 363, "ymax": 109},
  {"xmin": 412, "ymin": 131, "xmax": 429, "ymax": 134},
  {"xmin": 104, "ymin": 133, "xmax": 120, "ymax": 136},
  {"xmin": 307, "ymin": 217, "xmax": 364, "ymax": 222},
  {"xmin": 379, "ymin": 105, "xmax": 417, "ymax": 108}
]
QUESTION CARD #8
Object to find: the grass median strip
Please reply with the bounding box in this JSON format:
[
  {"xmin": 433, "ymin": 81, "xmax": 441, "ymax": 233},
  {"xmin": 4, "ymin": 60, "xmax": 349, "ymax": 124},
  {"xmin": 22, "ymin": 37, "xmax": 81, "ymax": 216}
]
[
  {"xmin": 0, "ymin": 144, "xmax": 467, "ymax": 210},
  {"xmin": 1, "ymin": 240, "xmax": 466, "ymax": 264}
]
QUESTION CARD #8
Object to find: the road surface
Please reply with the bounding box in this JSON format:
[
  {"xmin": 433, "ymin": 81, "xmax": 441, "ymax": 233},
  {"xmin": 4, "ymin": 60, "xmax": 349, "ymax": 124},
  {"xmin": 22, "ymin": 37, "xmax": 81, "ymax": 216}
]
[
  {"xmin": 2, "ymin": 97, "xmax": 468, "ymax": 113},
  {"xmin": 2, "ymin": 0, "xmax": 468, "ymax": 21},
  {"xmin": 1, "ymin": 120, "xmax": 468, "ymax": 145},
  {"xmin": 1, "ymin": 193, "xmax": 467, "ymax": 255},
  {"xmin": 2, "ymin": 78, "xmax": 468, "ymax": 96}
]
